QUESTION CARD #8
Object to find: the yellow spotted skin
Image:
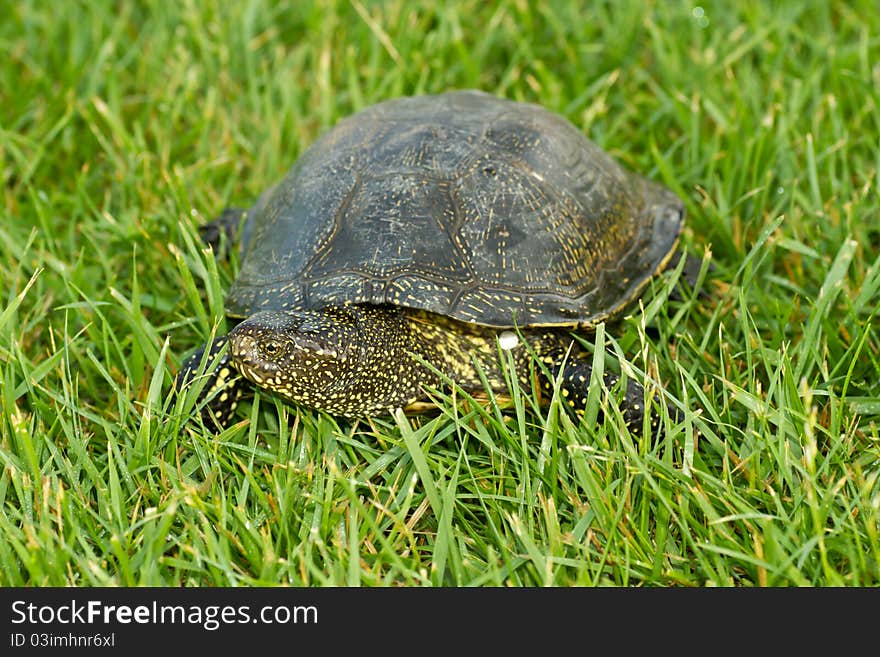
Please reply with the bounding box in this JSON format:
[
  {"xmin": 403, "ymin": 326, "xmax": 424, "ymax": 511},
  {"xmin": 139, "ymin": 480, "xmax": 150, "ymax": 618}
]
[
  {"xmin": 228, "ymin": 305, "xmax": 557, "ymax": 416},
  {"xmin": 176, "ymin": 336, "xmax": 243, "ymax": 426},
  {"xmin": 177, "ymin": 304, "xmax": 663, "ymax": 435}
]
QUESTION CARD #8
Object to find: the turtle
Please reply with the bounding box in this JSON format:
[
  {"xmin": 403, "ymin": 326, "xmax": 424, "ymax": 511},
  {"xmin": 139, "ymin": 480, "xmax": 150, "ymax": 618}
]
[{"xmin": 176, "ymin": 89, "xmax": 685, "ymax": 436}]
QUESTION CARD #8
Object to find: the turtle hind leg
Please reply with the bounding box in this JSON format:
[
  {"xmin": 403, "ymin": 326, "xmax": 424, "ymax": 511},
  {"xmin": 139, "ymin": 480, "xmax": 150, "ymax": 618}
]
[
  {"xmin": 174, "ymin": 336, "xmax": 251, "ymax": 428},
  {"xmin": 541, "ymin": 351, "xmax": 670, "ymax": 439},
  {"xmin": 198, "ymin": 208, "xmax": 247, "ymax": 257},
  {"xmin": 666, "ymin": 249, "xmax": 714, "ymax": 301}
]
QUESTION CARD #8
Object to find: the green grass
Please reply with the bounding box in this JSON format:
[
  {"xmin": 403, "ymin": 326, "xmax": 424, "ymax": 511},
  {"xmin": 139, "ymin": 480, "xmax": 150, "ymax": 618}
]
[{"xmin": 1, "ymin": 0, "xmax": 878, "ymax": 586}]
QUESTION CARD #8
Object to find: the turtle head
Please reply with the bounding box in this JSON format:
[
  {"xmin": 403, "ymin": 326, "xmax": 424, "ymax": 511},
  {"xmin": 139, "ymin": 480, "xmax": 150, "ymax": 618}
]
[{"xmin": 228, "ymin": 308, "xmax": 361, "ymax": 405}]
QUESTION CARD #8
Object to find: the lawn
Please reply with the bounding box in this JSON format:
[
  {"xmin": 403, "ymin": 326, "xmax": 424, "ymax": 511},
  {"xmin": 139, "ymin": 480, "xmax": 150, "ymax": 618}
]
[{"xmin": 1, "ymin": 0, "xmax": 878, "ymax": 586}]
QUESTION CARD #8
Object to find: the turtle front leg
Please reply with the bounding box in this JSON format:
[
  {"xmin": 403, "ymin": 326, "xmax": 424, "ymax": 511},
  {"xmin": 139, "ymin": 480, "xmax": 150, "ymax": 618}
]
[
  {"xmin": 175, "ymin": 336, "xmax": 250, "ymax": 427},
  {"xmin": 198, "ymin": 207, "xmax": 247, "ymax": 257},
  {"xmin": 540, "ymin": 351, "xmax": 664, "ymax": 437}
]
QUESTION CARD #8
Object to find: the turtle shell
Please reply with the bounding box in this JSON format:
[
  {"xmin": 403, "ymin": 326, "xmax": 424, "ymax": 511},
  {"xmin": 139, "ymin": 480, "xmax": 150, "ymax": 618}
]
[{"xmin": 226, "ymin": 90, "xmax": 684, "ymax": 328}]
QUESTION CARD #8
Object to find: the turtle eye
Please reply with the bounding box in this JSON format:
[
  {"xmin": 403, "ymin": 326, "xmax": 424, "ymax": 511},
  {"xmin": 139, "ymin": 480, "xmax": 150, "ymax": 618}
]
[{"xmin": 262, "ymin": 341, "xmax": 281, "ymax": 357}]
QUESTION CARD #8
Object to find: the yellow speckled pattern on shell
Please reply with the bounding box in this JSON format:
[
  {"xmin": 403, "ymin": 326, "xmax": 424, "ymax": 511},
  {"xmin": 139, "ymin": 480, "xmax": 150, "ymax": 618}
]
[{"xmin": 226, "ymin": 90, "xmax": 683, "ymax": 330}]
